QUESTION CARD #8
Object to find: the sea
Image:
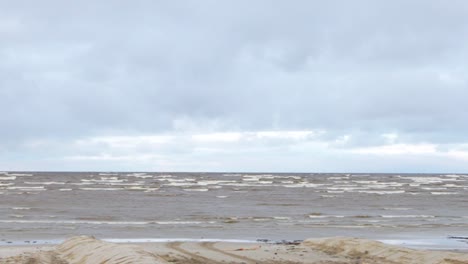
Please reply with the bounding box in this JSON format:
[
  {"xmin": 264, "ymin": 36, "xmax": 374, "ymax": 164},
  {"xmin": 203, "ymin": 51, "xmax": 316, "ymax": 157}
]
[{"xmin": 0, "ymin": 172, "xmax": 467, "ymax": 250}]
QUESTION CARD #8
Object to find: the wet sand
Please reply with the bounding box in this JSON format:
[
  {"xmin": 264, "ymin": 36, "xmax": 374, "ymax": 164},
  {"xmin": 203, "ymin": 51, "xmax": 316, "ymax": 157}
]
[{"xmin": 1, "ymin": 236, "xmax": 467, "ymax": 264}]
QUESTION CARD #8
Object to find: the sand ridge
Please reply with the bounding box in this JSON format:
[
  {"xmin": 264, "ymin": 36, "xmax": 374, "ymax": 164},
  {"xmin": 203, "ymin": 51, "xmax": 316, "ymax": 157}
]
[
  {"xmin": 1, "ymin": 236, "xmax": 468, "ymax": 264},
  {"xmin": 304, "ymin": 237, "xmax": 468, "ymax": 264}
]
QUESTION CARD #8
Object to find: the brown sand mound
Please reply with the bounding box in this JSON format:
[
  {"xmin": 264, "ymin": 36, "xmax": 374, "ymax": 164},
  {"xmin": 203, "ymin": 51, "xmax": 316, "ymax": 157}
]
[
  {"xmin": 0, "ymin": 236, "xmax": 164, "ymax": 264},
  {"xmin": 303, "ymin": 237, "xmax": 468, "ymax": 264},
  {"xmin": 55, "ymin": 236, "xmax": 164, "ymax": 263}
]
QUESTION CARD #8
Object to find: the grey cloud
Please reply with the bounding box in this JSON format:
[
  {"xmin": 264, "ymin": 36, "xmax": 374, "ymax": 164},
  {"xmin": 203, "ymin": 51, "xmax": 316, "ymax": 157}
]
[{"xmin": 1, "ymin": 0, "xmax": 468, "ymax": 149}]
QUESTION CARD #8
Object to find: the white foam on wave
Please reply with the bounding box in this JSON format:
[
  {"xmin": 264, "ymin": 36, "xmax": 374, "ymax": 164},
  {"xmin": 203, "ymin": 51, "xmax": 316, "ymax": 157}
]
[
  {"xmin": 380, "ymin": 215, "xmax": 435, "ymax": 218},
  {"xmin": 273, "ymin": 216, "xmax": 291, "ymax": 220},
  {"xmin": 403, "ymin": 176, "xmax": 461, "ymax": 183},
  {"xmin": 25, "ymin": 181, "xmax": 65, "ymax": 185},
  {"xmin": 421, "ymin": 187, "xmax": 447, "ymax": 190},
  {"xmin": 7, "ymin": 186, "xmax": 45, "ymax": 190},
  {"xmin": 183, "ymin": 188, "xmax": 209, "ymax": 192},
  {"xmin": 0, "ymin": 219, "xmax": 217, "ymax": 225},
  {"xmin": 223, "ymin": 183, "xmax": 277, "ymax": 187},
  {"xmin": 79, "ymin": 188, "xmax": 123, "ymax": 191},
  {"xmin": 430, "ymin": 192, "xmax": 458, "ymax": 195},
  {"xmin": 9, "ymin": 214, "xmax": 24, "ymax": 218},
  {"xmin": 125, "ymin": 173, "xmax": 151, "ymax": 178},
  {"xmin": 125, "ymin": 186, "xmax": 159, "ymax": 192},
  {"xmin": 163, "ymin": 182, "xmax": 196, "ymax": 187},
  {"xmin": 155, "ymin": 221, "xmax": 210, "ymax": 225},
  {"xmin": 308, "ymin": 215, "xmax": 345, "ymax": 218},
  {"xmin": 0, "ymin": 220, "xmax": 150, "ymax": 225},
  {"xmin": 82, "ymin": 177, "xmax": 126, "ymax": 183},
  {"xmin": 108, "ymin": 182, "xmax": 145, "ymax": 186},
  {"xmin": 12, "ymin": 207, "xmax": 31, "ymax": 210},
  {"xmin": 443, "ymin": 174, "xmax": 461, "ymax": 178},
  {"xmin": 0, "ymin": 176, "xmax": 16, "ymax": 180},
  {"xmin": 9, "ymin": 173, "xmax": 33, "ymax": 177},
  {"xmin": 155, "ymin": 174, "xmax": 173, "ymax": 178},
  {"xmin": 357, "ymin": 190, "xmax": 405, "ymax": 194},
  {"xmin": 443, "ymin": 184, "xmax": 464, "ymax": 188},
  {"xmin": 328, "ymin": 176, "xmax": 349, "ymax": 180},
  {"xmin": 326, "ymin": 186, "xmax": 368, "ymax": 191},
  {"xmin": 284, "ymin": 183, "xmax": 324, "ymax": 188},
  {"xmin": 197, "ymin": 180, "xmax": 236, "ymax": 186},
  {"xmin": 383, "ymin": 207, "xmax": 412, "ymax": 211}
]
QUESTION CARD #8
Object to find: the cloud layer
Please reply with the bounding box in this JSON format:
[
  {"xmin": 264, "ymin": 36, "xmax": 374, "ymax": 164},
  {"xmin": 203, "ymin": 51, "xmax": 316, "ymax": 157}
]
[{"xmin": 1, "ymin": 1, "xmax": 468, "ymax": 171}]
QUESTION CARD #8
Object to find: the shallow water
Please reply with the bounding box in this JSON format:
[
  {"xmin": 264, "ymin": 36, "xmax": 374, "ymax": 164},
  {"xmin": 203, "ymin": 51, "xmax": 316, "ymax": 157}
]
[{"xmin": 0, "ymin": 172, "xmax": 467, "ymax": 249}]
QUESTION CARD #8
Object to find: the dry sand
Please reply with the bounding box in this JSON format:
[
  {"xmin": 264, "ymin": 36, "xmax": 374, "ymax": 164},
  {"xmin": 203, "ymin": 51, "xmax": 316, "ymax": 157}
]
[{"xmin": 0, "ymin": 236, "xmax": 467, "ymax": 264}]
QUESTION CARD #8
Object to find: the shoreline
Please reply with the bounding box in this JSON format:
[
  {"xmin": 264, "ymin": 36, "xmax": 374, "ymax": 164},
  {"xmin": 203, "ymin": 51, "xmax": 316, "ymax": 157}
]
[{"xmin": 1, "ymin": 236, "xmax": 467, "ymax": 251}]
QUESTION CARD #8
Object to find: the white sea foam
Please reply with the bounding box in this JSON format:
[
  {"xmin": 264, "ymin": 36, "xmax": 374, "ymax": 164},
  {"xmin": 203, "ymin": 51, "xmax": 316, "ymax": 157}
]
[
  {"xmin": 25, "ymin": 181, "xmax": 65, "ymax": 185},
  {"xmin": 197, "ymin": 180, "xmax": 236, "ymax": 186},
  {"xmin": 12, "ymin": 207, "xmax": 31, "ymax": 210},
  {"xmin": 163, "ymin": 182, "xmax": 196, "ymax": 187},
  {"xmin": 380, "ymin": 215, "xmax": 435, "ymax": 218},
  {"xmin": 155, "ymin": 221, "xmax": 208, "ymax": 225},
  {"xmin": 125, "ymin": 173, "xmax": 150, "ymax": 178},
  {"xmin": 284, "ymin": 183, "xmax": 324, "ymax": 188},
  {"xmin": 82, "ymin": 177, "xmax": 125, "ymax": 183},
  {"xmin": 443, "ymin": 184, "xmax": 464, "ymax": 188},
  {"xmin": 10, "ymin": 214, "xmax": 24, "ymax": 218},
  {"xmin": 0, "ymin": 220, "xmax": 151, "ymax": 225},
  {"xmin": 383, "ymin": 207, "xmax": 412, "ymax": 211},
  {"xmin": 7, "ymin": 186, "xmax": 45, "ymax": 190},
  {"xmin": 0, "ymin": 176, "xmax": 16, "ymax": 180},
  {"xmin": 421, "ymin": 187, "xmax": 447, "ymax": 190},
  {"xmin": 108, "ymin": 182, "xmax": 145, "ymax": 186},
  {"xmin": 155, "ymin": 175, "xmax": 173, "ymax": 178},
  {"xmin": 443, "ymin": 174, "xmax": 461, "ymax": 178},
  {"xmin": 222, "ymin": 173, "xmax": 243, "ymax": 177},
  {"xmin": 273, "ymin": 216, "xmax": 291, "ymax": 220},
  {"xmin": 9, "ymin": 173, "xmax": 33, "ymax": 177},
  {"xmin": 183, "ymin": 188, "xmax": 209, "ymax": 192},
  {"xmin": 403, "ymin": 176, "xmax": 461, "ymax": 183},
  {"xmin": 357, "ymin": 190, "xmax": 405, "ymax": 194},
  {"xmin": 79, "ymin": 188, "xmax": 123, "ymax": 191},
  {"xmin": 328, "ymin": 177, "xmax": 349, "ymax": 180}
]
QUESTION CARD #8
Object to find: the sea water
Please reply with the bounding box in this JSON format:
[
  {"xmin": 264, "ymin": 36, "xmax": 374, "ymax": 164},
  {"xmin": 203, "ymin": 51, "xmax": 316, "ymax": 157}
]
[{"xmin": 0, "ymin": 172, "xmax": 467, "ymax": 249}]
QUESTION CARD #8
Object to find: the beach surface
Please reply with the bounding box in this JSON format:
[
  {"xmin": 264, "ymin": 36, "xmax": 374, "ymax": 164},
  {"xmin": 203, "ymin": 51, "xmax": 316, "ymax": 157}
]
[{"xmin": 1, "ymin": 236, "xmax": 467, "ymax": 264}]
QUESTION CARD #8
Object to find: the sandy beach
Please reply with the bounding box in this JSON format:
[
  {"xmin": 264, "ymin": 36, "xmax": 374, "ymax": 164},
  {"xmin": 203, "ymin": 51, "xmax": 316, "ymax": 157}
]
[{"xmin": 1, "ymin": 236, "xmax": 467, "ymax": 264}]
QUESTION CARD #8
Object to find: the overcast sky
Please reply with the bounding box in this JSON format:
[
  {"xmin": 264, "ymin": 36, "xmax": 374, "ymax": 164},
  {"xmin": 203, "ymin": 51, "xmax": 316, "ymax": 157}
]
[{"xmin": 1, "ymin": 1, "xmax": 468, "ymax": 172}]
